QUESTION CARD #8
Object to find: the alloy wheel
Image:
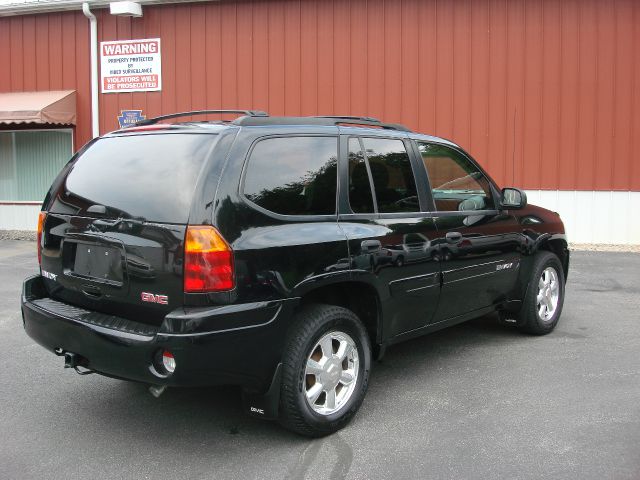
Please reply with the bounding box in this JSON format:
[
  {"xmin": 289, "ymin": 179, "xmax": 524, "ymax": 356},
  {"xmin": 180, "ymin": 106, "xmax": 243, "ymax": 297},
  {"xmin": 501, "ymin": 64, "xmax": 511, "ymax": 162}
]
[
  {"xmin": 537, "ymin": 266, "xmax": 560, "ymax": 321},
  {"xmin": 304, "ymin": 331, "xmax": 359, "ymax": 416}
]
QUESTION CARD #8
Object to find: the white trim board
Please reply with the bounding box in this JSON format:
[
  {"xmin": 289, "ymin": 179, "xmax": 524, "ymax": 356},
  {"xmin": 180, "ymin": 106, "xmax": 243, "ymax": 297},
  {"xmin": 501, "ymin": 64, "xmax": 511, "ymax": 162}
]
[
  {"xmin": 0, "ymin": 203, "xmax": 42, "ymax": 231},
  {"xmin": 525, "ymin": 190, "xmax": 639, "ymax": 245}
]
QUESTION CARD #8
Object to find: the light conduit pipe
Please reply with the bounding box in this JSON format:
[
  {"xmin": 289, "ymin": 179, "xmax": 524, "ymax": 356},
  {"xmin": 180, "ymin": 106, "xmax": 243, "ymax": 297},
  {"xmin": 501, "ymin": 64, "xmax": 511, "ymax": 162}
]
[{"xmin": 82, "ymin": 3, "xmax": 100, "ymax": 139}]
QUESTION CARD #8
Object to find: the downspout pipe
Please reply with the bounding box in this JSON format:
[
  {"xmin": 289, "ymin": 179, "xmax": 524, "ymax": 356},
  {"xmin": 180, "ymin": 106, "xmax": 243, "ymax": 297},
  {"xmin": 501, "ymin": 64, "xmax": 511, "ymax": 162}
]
[{"xmin": 82, "ymin": 3, "xmax": 100, "ymax": 139}]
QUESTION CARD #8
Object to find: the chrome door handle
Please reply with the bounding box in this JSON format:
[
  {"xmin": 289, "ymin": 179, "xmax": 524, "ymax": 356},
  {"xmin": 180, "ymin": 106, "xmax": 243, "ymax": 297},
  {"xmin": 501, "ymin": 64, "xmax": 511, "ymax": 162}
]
[
  {"xmin": 445, "ymin": 232, "xmax": 462, "ymax": 243},
  {"xmin": 361, "ymin": 239, "xmax": 382, "ymax": 251}
]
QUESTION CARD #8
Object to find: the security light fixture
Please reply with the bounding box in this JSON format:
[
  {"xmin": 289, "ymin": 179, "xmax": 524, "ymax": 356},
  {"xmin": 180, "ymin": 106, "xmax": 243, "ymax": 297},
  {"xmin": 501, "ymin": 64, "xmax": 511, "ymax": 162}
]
[{"xmin": 109, "ymin": 1, "xmax": 142, "ymax": 17}]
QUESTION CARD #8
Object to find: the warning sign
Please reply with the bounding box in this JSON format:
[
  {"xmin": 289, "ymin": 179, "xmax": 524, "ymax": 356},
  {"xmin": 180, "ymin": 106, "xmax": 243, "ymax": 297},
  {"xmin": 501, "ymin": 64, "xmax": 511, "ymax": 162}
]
[{"xmin": 100, "ymin": 38, "xmax": 162, "ymax": 93}]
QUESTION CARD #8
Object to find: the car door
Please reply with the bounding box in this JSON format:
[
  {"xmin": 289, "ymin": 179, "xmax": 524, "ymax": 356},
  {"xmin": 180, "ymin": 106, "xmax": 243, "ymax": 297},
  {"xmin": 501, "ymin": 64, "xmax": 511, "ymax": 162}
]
[
  {"xmin": 413, "ymin": 140, "xmax": 523, "ymax": 322},
  {"xmin": 338, "ymin": 132, "xmax": 441, "ymax": 338}
]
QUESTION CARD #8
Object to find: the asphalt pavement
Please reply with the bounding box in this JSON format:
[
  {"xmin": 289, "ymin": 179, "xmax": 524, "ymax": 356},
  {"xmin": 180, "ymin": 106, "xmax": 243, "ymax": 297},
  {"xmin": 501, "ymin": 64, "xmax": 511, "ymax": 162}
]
[{"xmin": 0, "ymin": 240, "xmax": 638, "ymax": 480}]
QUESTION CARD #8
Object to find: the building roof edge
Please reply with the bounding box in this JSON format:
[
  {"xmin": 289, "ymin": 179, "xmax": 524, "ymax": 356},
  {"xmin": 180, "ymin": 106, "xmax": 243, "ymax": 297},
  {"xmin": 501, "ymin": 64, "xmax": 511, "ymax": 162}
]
[{"xmin": 0, "ymin": 0, "xmax": 215, "ymax": 17}]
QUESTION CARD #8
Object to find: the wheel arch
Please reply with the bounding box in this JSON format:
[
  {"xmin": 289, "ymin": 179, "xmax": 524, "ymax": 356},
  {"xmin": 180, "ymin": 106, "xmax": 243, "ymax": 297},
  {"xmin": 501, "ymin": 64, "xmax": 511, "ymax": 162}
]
[
  {"xmin": 505, "ymin": 233, "xmax": 569, "ymax": 315},
  {"xmin": 534, "ymin": 234, "xmax": 570, "ymax": 281},
  {"xmin": 296, "ymin": 281, "xmax": 383, "ymax": 353}
]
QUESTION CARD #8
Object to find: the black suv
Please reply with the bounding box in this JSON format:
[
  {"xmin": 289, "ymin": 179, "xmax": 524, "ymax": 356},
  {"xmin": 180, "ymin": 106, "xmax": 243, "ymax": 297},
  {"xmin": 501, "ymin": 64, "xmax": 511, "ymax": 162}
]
[{"xmin": 22, "ymin": 111, "xmax": 569, "ymax": 437}]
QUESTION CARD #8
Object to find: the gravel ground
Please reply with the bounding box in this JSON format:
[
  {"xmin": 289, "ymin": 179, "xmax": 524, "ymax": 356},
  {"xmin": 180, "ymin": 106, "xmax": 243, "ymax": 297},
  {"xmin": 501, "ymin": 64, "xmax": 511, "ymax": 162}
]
[
  {"xmin": 0, "ymin": 230, "xmax": 36, "ymax": 241},
  {"xmin": 569, "ymin": 243, "xmax": 640, "ymax": 253}
]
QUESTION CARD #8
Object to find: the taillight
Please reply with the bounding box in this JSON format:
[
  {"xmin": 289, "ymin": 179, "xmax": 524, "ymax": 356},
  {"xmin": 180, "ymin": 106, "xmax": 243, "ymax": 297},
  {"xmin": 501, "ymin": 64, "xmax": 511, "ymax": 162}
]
[
  {"xmin": 184, "ymin": 225, "xmax": 234, "ymax": 293},
  {"xmin": 162, "ymin": 350, "xmax": 176, "ymax": 374},
  {"xmin": 37, "ymin": 211, "xmax": 46, "ymax": 265}
]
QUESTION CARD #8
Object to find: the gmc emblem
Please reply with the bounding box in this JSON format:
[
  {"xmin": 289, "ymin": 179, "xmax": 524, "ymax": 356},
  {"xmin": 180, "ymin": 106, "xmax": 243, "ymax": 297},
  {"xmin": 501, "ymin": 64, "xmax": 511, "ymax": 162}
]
[{"xmin": 141, "ymin": 292, "xmax": 168, "ymax": 304}]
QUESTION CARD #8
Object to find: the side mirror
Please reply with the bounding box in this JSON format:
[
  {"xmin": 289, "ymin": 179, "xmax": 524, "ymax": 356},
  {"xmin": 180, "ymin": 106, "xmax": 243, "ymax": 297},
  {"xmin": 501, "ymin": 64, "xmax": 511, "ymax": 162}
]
[{"xmin": 501, "ymin": 187, "xmax": 527, "ymax": 209}]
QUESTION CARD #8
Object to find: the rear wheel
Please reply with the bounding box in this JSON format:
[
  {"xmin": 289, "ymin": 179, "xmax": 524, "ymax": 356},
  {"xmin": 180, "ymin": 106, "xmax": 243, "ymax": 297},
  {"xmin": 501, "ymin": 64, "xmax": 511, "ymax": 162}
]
[
  {"xmin": 516, "ymin": 251, "xmax": 566, "ymax": 335},
  {"xmin": 279, "ymin": 304, "xmax": 371, "ymax": 437}
]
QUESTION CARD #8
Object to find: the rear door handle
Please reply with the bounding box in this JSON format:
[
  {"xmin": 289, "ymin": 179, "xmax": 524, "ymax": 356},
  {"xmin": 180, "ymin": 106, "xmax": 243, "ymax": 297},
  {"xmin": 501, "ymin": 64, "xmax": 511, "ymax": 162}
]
[{"xmin": 445, "ymin": 232, "xmax": 462, "ymax": 243}]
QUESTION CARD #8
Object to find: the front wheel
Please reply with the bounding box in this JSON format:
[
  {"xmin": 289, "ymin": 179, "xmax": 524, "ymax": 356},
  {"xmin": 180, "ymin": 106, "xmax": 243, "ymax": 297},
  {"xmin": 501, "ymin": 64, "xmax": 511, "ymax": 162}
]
[
  {"xmin": 517, "ymin": 251, "xmax": 566, "ymax": 335},
  {"xmin": 279, "ymin": 304, "xmax": 371, "ymax": 437}
]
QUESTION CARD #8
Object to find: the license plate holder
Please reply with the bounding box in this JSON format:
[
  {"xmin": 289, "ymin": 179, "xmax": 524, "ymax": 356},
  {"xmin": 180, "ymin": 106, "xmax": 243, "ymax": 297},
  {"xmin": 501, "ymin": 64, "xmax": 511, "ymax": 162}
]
[{"xmin": 73, "ymin": 244, "xmax": 123, "ymax": 283}]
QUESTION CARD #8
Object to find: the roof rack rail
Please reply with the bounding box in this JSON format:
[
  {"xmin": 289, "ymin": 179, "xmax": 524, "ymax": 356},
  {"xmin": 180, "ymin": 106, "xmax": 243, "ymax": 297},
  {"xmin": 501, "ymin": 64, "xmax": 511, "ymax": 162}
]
[
  {"xmin": 316, "ymin": 115, "xmax": 382, "ymax": 123},
  {"xmin": 135, "ymin": 109, "xmax": 269, "ymax": 126},
  {"xmin": 233, "ymin": 115, "xmax": 411, "ymax": 132}
]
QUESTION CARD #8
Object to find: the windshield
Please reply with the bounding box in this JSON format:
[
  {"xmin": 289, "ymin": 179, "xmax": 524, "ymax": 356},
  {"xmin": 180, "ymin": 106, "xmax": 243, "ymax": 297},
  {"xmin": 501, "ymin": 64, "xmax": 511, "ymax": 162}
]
[{"xmin": 50, "ymin": 133, "xmax": 217, "ymax": 224}]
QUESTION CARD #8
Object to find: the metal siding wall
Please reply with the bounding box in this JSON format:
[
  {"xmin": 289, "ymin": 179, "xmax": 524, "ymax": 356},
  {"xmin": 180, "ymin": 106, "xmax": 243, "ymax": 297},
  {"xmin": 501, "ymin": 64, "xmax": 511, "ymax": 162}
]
[
  {"xmin": 0, "ymin": 11, "xmax": 91, "ymax": 152},
  {"xmin": 1, "ymin": 0, "xmax": 639, "ymax": 191}
]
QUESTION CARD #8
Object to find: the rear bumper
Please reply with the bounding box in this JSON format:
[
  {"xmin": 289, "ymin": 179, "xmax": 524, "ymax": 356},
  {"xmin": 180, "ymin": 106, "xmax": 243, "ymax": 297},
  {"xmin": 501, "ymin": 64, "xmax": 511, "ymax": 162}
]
[{"xmin": 22, "ymin": 275, "xmax": 297, "ymax": 389}]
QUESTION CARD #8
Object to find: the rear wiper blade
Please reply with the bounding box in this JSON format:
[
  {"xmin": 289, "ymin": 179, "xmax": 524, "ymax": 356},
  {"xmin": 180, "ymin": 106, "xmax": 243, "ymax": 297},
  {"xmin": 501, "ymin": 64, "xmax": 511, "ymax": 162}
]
[{"xmin": 91, "ymin": 217, "xmax": 146, "ymax": 231}]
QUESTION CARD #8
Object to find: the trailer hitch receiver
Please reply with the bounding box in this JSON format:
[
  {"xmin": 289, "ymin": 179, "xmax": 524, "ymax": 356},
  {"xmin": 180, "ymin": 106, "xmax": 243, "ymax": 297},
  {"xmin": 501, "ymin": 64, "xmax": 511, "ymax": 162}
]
[{"xmin": 60, "ymin": 350, "xmax": 94, "ymax": 375}]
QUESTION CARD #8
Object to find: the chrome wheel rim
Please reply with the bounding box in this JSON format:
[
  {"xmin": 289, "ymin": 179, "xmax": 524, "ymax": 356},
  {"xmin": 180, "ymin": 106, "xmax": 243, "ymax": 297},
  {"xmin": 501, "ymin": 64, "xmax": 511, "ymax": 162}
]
[
  {"xmin": 537, "ymin": 267, "xmax": 560, "ymax": 322},
  {"xmin": 304, "ymin": 331, "xmax": 359, "ymax": 416}
]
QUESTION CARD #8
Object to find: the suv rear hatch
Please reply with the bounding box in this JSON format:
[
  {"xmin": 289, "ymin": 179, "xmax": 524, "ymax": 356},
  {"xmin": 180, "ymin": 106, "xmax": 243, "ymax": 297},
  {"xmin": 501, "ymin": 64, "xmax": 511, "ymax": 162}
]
[{"xmin": 40, "ymin": 131, "xmax": 219, "ymax": 326}]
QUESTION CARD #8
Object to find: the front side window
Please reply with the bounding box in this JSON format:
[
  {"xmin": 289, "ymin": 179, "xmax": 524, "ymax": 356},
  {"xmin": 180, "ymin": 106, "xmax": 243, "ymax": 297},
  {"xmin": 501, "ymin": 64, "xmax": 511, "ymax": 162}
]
[
  {"xmin": 243, "ymin": 136, "xmax": 337, "ymax": 216},
  {"xmin": 417, "ymin": 142, "xmax": 495, "ymax": 212}
]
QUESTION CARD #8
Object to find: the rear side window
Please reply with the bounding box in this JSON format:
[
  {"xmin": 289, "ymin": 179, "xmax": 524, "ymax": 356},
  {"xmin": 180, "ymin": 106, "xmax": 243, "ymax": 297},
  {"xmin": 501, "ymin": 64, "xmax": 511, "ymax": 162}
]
[
  {"xmin": 55, "ymin": 134, "xmax": 216, "ymax": 223},
  {"xmin": 347, "ymin": 137, "xmax": 419, "ymax": 214},
  {"xmin": 243, "ymin": 136, "xmax": 338, "ymax": 216},
  {"xmin": 348, "ymin": 138, "xmax": 375, "ymax": 213}
]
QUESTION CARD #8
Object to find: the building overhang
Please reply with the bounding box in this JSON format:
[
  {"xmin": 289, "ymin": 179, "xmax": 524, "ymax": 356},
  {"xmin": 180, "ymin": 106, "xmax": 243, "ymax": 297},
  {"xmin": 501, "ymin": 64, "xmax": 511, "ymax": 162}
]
[
  {"xmin": 0, "ymin": 90, "xmax": 76, "ymax": 125},
  {"xmin": 0, "ymin": 0, "xmax": 216, "ymax": 17}
]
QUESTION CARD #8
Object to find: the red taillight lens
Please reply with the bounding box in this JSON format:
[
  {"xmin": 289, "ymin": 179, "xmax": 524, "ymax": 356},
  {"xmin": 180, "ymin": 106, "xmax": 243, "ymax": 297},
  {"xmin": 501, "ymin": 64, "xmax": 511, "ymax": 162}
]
[
  {"xmin": 37, "ymin": 212, "xmax": 46, "ymax": 265},
  {"xmin": 184, "ymin": 226, "xmax": 234, "ymax": 293}
]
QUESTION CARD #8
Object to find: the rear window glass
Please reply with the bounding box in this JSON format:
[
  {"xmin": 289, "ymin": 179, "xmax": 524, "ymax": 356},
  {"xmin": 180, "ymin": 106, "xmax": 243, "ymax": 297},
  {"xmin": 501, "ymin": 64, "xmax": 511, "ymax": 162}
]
[
  {"xmin": 54, "ymin": 134, "xmax": 216, "ymax": 223},
  {"xmin": 243, "ymin": 136, "xmax": 338, "ymax": 216}
]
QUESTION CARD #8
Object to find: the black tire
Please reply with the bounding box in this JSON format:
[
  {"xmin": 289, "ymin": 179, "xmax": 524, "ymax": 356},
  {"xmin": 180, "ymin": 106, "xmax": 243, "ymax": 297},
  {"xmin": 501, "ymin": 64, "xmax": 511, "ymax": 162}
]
[
  {"xmin": 279, "ymin": 304, "xmax": 372, "ymax": 437},
  {"xmin": 516, "ymin": 251, "xmax": 566, "ymax": 335},
  {"xmin": 395, "ymin": 256, "xmax": 404, "ymax": 267}
]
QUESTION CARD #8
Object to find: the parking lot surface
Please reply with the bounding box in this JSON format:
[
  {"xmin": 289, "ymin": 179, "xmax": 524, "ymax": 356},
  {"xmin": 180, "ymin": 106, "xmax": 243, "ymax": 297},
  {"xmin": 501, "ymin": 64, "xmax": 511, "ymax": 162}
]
[{"xmin": 0, "ymin": 240, "xmax": 638, "ymax": 480}]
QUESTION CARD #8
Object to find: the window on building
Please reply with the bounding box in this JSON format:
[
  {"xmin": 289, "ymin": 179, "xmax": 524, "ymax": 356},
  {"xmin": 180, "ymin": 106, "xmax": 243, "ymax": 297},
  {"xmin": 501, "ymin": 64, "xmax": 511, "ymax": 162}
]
[
  {"xmin": 243, "ymin": 136, "xmax": 338, "ymax": 216},
  {"xmin": 0, "ymin": 130, "xmax": 73, "ymax": 202},
  {"xmin": 417, "ymin": 142, "xmax": 494, "ymax": 211},
  {"xmin": 347, "ymin": 137, "xmax": 419, "ymax": 214}
]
